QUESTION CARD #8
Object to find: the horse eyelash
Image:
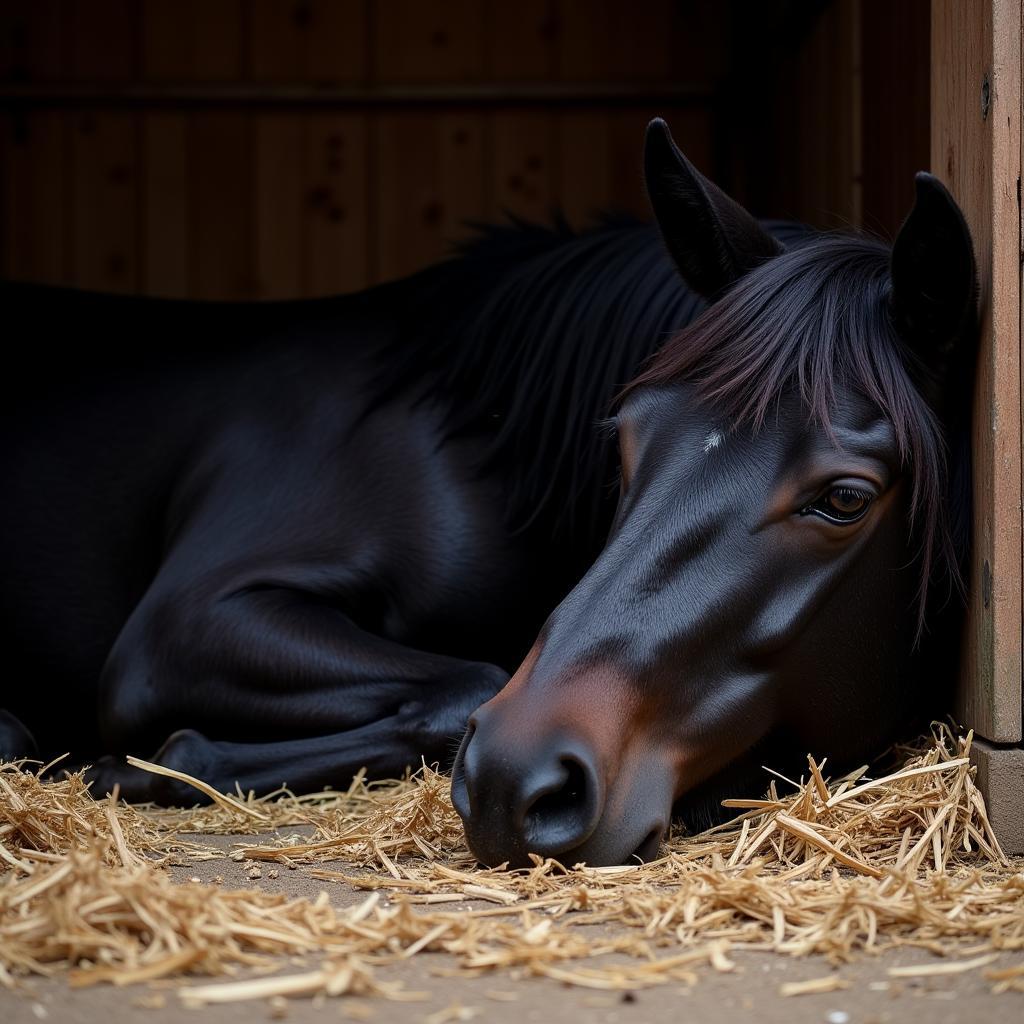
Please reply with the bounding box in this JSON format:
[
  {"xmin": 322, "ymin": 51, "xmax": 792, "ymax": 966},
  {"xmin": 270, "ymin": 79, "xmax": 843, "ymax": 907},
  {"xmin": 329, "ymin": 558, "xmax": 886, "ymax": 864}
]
[{"xmin": 595, "ymin": 416, "xmax": 619, "ymax": 440}]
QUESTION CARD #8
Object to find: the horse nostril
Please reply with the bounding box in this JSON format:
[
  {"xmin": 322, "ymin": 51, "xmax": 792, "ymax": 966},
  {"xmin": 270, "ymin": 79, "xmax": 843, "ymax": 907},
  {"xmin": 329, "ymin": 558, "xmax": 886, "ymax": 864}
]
[
  {"xmin": 520, "ymin": 753, "xmax": 602, "ymax": 858},
  {"xmin": 523, "ymin": 757, "xmax": 586, "ymax": 830}
]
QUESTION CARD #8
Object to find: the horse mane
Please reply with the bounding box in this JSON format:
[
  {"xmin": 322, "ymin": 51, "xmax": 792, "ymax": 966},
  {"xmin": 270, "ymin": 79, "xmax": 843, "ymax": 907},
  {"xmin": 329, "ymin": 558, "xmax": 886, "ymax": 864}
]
[
  {"xmin": 622, "ymin": 234, "xmax": 967, "ymax": 630},
  {"xmin": 372, "ymin": 216, "xmax": 706, "ymax": 555}
]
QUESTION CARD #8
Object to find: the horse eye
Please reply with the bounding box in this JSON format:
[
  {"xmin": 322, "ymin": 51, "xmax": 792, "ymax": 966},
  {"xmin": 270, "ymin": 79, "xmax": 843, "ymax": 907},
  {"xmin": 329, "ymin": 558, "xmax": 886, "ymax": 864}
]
[{"xmin": 803, "ymin": 485, "xmax": 873, "ymax": 524}]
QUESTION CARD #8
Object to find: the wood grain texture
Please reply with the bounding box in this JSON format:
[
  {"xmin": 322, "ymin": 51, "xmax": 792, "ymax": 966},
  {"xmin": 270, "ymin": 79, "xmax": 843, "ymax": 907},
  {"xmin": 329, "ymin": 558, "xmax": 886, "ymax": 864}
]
[
  {"xmin": 489, "ymin": 111, "xmax": 555, "ymax": 223},
  {"xmin": 373, "ymin": 0, "xmax": 483, "ymax": 83},
  {"xmin": 141, "ymin": 0, "xmax": 194, "ymax": 79},
  {"xmin": 305, "ymin": 113, "xmax": 368, "ymax": 294},
  {"xmin": 0, "ymin": 113, "xmax": 9, "ymax": 277},
  {"xmin": 860, "ymin": 0, "xmax": 930, "ymax": 238},
  {"xmin": 248, "ymin": 0, "xmax": 367, "ymax": 83},
  {"xmin": 1, "ymin": 0, "xmax": 64, "ymax": 81},
  {"xmin": 0, "ymin": 1, "xmax": 819, "ymax": 308},
  {"xmin": 69, "ymin": 110, "xmax": 138, "ymax": 293},
  {"xmin": 193, "ymin": 0, "xmax": 244, "ymax": 79},
  {"xmin": 487, "ymin": 0, "xmax": 557, "ymax": 80},
  {"xmin": 558, "ymin": 0, "xmax": 673, "ymax": 81},
  {"xmin": 65, "ymin": 0, "xmax": 137, "ymax": 81},
  {"xmin": 932, "ymin": 0, "xmax": 1022, "ymax": 742},
  {"xmin": 141, "ymin": 112, "xmax": 188, "ymax": 296},
  {"xmin": 142, "ymin": 0, "xmax": 244, "ymax": 80},
  {"xmin": 254, "ymin": 113, "xmax": 305, "ymax": 298},
  {"xmin": 305, "ymin": 0, "xmax": 367, "ymax": 83},
  {"xmin": 557, "ymin": 111, "xmax": 611, "ymax": 228},
  {"xmin": 2, "ymin": 111, "xmax": 67, "ymax": 284},
  {"xmin": 374, "ymin": 112, "xmax": 485, "ymax": 282},
  {"xmin": 190, "ymin": 112, "xmax": 253, "ymax": 299}
]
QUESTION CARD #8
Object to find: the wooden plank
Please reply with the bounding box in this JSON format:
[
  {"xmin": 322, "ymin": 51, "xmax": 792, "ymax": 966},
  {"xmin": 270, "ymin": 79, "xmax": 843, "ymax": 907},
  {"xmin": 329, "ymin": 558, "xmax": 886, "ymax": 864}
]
[
  {"xmin": 305, "ymin": 113, "xmax": 368, "ymax": 295},
  {"xmin": 2, "ymin": 0, "xmax": 64, "ymax": 81},
  {"xmin": 141, "ymin": 0, "xmax": 192, "ymax": 79},
  {"xmin": 304, "ymin": 0, "xmax": 367, "ymax": 83},
  {"xmin": 0, "ymin": 113, "xmax": 9, "ymax": 277},
  {"xmin": 489, "ymin": 111, "xmax": 554, "ymax": 223},
  {"xmin": 0, "ymin": 112, "xmax": 11, "ymax": 281},
  {"xmin": 372, "ymin": 0, "xmax": 483, "ymax": 83},
  {"xmin": 860, "ymin": 0, "xmax": 930, "ymax": 238},
  {"xmin": 3, "ymin": 111, "xmax": 67, "ymax": 284},
  {"xmin": 0, "ymin": 8, "xmax": 12, "ymax": 80},
  {"xmin": 557, "ymin": 112, "xmax": 611, "ymax": 229},
  {"xmin": 65, "ymin": 0, "xmax": 137, "ymax": 81},
  {"xmin": 1020, "ymin": 0, "xmax": 1024, "ymax": 746},
  {"xmin": 142, "ymin": 0, "xmax": 244, "ymax": 80},
  {"xmin": 190, "ymin": 112, "xmax": 252, "ymax": 299},
  {"xmin": 374, "ymin": 112, "xmax": 484, "ymax": 282},
  {"xmin": 932, "ymin": 0, "xmax": 1022, "ymax": 742},
  {"xmin": 194, "ymin": 0, "xmax": 244, "ymax": 79},
  {"xmin": 248, "ymin": 1, "xmax": 366, "ymax": 82},
  {"xmin": 69, "ymin": 110, "xmax": 138, "ymax": 293},
  {"xmin": 141, "ymin": 112, "xmax": 188, "ymax": 297},
  {"xmin": 487, "ymin": 0, "xmax": 556, "ymax": 80},
  {"xmin": 254, "ymin": 113, "xmax": 304, "ymax": 298},
  {"xmin": 558, "ymin": 0, "xmax": 672, "ymax": 81},
  {"xmin": 248, "ymin": 0, "xmax": 306, "ymax": 81}
]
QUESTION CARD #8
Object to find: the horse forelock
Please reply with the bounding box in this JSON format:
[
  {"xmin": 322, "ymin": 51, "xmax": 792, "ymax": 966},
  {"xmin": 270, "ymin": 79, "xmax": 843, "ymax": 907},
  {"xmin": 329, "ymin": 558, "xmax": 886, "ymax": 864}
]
[{"xmin": 622, "ymin": 234, "xmax": 966, "ymax": 635}]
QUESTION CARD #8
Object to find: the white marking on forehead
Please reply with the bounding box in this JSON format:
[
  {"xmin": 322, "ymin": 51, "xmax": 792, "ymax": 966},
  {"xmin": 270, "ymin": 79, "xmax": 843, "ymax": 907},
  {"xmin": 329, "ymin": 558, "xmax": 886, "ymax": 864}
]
[{"xmin": 702, "ymin": 430, "xmax": 725, "ymax": 454}]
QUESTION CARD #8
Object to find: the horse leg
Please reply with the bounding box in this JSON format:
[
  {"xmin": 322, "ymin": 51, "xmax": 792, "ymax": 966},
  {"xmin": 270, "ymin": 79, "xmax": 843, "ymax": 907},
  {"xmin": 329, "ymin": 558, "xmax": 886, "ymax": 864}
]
[
  {"xmin": 86, "ymin": 674, "xmax": 491, "ymax": 802},
  {"xmin": 90, "ymin": 585, "xmax": 509, "ymax": 801}
]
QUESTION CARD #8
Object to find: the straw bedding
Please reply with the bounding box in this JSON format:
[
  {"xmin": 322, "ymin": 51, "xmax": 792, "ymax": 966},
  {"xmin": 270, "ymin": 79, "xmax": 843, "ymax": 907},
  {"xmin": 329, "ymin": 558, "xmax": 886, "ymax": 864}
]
[{"xmin": 1, "ymin": 727, "xmax": 1022, "ymax": 1008}]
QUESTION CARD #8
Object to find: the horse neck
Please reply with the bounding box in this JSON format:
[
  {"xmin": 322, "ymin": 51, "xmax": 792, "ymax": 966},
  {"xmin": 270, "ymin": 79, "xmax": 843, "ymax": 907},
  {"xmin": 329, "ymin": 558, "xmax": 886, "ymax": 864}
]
[{"xmin": 374, "ymin": 221, "xmax": 704, "ymax": 566}]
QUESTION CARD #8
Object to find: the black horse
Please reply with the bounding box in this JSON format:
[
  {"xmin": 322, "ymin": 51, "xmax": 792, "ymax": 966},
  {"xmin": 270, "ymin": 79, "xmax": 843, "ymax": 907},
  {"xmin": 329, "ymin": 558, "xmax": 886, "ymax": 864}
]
[{"xmin": 0, "ymin": 120, "xmax": 976, "ymax": 867}]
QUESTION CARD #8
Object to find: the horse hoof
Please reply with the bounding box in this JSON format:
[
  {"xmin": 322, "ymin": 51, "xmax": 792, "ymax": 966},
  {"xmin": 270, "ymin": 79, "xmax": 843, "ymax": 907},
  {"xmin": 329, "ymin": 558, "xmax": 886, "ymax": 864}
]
[{"xmin": 147, "ymin": 729, "xmax": 218, "ymax": 806}]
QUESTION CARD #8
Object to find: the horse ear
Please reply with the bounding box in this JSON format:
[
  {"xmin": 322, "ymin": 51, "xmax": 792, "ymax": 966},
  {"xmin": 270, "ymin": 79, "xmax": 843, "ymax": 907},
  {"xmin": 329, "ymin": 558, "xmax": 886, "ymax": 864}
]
[
  {"xmin": 890, "ymin": 173, "xmax": 978, "ymax": 365},
  {"xmin": 644, "ymin": 118, "xmax": 784, "ymax": 298}
]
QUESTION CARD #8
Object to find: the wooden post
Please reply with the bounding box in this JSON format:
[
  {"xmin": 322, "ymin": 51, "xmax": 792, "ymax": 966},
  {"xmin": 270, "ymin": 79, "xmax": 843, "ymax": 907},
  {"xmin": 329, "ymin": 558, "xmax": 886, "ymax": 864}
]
[{"xmin": 931, "ymin": 0, "xmax": 1024, "ymax": 851}]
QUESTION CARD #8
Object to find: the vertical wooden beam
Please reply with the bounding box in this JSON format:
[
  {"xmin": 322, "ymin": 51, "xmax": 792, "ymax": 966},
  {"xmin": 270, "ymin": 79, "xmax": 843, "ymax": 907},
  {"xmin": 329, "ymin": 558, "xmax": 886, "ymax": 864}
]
[{"xmin": 932, "ymin": 0, "xmax": 1022, "ymax": 747}]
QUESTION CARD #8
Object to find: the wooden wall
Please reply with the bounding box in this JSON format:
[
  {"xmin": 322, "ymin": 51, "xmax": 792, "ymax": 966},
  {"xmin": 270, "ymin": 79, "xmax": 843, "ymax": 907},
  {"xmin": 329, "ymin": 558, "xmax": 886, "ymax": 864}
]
[
  {"xmin": 0, "ymin": 0, "xmax": 729, "ymax": 299},
  {"xmin": 723, "ymin": 0, "xmax": 930, "ymax": 238},
  {"xmin": 0, "ymin": 1, "xmax": 928, "ymax": 300}
]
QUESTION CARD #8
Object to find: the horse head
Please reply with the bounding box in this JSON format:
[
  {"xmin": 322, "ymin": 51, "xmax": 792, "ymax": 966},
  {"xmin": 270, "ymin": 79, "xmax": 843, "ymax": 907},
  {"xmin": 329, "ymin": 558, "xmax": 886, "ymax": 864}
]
[{"xmin": 451, "ymin": 119, "xmax": 979, "ymax": 867}]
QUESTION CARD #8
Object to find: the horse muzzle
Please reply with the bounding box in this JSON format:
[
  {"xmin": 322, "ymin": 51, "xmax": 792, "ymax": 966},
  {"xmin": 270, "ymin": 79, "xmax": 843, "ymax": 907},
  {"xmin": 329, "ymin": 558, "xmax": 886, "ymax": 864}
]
[{"xmin": 450, "ymin": 684, "xmax": 676, "ymax": 868}]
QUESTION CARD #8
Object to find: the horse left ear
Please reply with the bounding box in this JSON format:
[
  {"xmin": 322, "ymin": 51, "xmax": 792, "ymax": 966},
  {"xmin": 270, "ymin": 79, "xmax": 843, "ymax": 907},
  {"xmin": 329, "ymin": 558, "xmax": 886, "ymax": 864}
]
[
  {"xmin": 644, "ymin": 118, "xmax": 784, "ymax": 299},
  {"xmin": 890, "ymin": 173, "xmax": 978, "ymax": 366}
]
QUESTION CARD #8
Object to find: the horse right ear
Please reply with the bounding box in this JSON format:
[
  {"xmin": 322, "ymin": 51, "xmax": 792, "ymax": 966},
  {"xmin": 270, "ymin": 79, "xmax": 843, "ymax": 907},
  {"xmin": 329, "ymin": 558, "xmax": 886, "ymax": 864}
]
[
  {"xmin": 889, "ymin": 172, "xmax": 978, "ymax": 369},
  {"xmin": 644, "ymin": 118, "xmax": 784, "ymax": 299}
]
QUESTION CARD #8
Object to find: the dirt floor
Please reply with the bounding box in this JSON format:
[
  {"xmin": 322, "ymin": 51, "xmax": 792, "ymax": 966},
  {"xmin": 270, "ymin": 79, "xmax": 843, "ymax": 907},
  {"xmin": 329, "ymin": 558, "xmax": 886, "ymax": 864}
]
[{"xmin": 2, "ymin": 832, "xmax": 1021, "ymax": 1024}]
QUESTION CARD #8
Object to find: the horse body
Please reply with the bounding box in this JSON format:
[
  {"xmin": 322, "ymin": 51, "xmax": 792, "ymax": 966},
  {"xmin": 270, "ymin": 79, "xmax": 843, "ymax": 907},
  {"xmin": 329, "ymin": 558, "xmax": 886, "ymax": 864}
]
[
  {"xmin": 0, "ymin": 120, "xmax": 978, "ymax": 868},
  {"xmin": 0, "ymin": 284, "xmax": 552, "ymax": 771}
]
